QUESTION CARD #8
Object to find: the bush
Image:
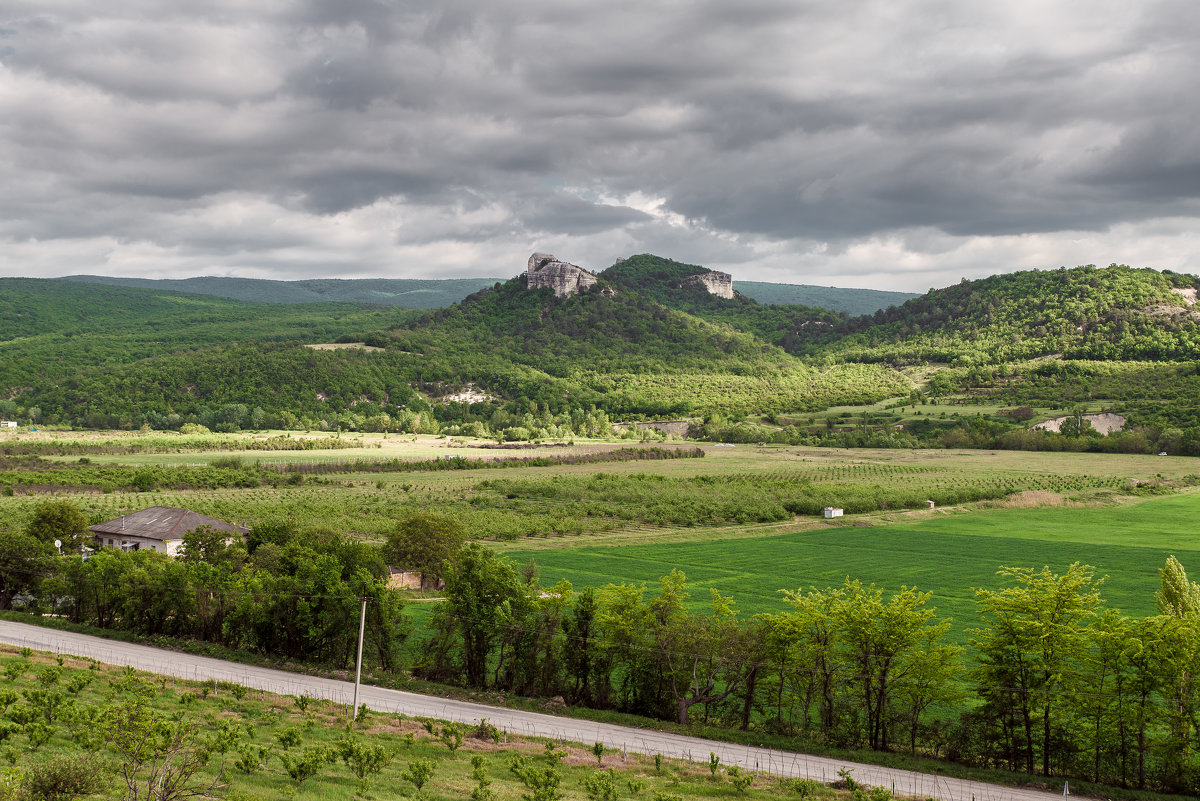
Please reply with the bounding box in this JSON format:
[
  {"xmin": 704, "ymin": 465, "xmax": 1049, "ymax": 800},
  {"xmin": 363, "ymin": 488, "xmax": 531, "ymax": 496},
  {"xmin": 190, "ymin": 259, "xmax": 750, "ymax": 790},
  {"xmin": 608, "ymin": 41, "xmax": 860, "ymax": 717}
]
[
  {"xmin": 401, "ymin": 758, "xmax": 435, "ymax": 792},
  {"xmin": 21, "ymin": 754, "xmax": 104, "ymax": 801}
]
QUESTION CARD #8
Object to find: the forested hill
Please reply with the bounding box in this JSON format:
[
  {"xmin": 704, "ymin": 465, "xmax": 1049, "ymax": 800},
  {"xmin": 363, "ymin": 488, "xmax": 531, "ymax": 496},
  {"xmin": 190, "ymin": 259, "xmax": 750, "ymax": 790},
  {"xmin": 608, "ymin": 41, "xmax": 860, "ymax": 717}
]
[
  {"xmin": 596, "ymin": 254, "xmax": 850, "ymax": 353},
  {"xmin": 809, "ymin": 264, "xmax": 1200, "ymax": 364},
  {"xmin": 5, "ymin": 263, "xmax": 1200, "ymax": 431},
  {"xmin": 0, "ymin": 274, "xmax": 907, "ymax": 427},
  {"xmin": 57, "ymin": 275, "xmax": 501, "ymax": 308},
  {"xmin": 600, "ymin": 254, "xmax": 747, "ymax": 309},
  {"xmin": 393, "ymin": 274, "xmax": 787, "ymax": 374},
  {"xmin": 379, "ymin": 276, "xmax": 906, "ymax": 415}
]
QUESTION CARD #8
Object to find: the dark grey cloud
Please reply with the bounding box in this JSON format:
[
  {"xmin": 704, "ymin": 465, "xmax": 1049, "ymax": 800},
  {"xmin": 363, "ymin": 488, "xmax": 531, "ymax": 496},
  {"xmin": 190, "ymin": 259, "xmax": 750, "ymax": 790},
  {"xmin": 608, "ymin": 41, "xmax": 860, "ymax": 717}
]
[{"xmin": 1, "ymin": 0, "xmax": 1199, "ymax": 289}]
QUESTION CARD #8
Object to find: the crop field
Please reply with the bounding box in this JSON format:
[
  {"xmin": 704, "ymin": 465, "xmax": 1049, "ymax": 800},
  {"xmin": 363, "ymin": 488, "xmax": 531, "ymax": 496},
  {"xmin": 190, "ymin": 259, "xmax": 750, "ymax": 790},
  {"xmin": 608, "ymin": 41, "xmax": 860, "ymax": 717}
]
[
  {"xmin": 3, "ymin": 436, "xmax": 1196, "ymax": 541},
  {"xmin": 502, "ymin": 490, "xmax": 1200, "ymax": 645},
  {"xmin": 9, "ymin": 430, "xmax": 625, "ymax": 467},
  {"xmin": 3, "ymin": 429, "xmax": 1199, "ymax": 630}
]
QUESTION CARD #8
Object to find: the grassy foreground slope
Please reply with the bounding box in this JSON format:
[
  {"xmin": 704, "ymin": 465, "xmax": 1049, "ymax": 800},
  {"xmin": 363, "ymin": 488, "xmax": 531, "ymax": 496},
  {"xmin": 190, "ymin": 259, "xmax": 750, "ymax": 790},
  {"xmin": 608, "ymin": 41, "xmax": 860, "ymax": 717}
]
[{"xmin": 0, "ymin": 645, "xmax": 836, "ymax": 801}]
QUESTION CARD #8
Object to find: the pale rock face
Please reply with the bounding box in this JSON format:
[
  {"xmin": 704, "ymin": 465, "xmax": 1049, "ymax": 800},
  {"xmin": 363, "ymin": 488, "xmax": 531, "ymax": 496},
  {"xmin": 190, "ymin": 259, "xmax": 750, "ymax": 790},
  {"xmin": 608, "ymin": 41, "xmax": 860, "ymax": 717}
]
[
  {"xmin": 528, "ymin": 252, "xmax": 557, "ymax": 272},
  {"xmin": 682, "ymin": 271, "xmax": 734, "ymax": 299},
  {"xmin": 525, "ymin": 252, "xmax": 598, "ymax": 297}
]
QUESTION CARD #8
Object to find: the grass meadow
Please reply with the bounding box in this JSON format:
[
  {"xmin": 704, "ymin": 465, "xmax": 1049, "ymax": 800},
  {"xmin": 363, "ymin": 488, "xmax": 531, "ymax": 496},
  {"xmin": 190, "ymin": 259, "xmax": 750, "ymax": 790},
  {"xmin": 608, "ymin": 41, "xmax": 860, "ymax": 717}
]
[{"xmin": 503, "ymin": 491, "xmax": 1200, "ymax": 645}]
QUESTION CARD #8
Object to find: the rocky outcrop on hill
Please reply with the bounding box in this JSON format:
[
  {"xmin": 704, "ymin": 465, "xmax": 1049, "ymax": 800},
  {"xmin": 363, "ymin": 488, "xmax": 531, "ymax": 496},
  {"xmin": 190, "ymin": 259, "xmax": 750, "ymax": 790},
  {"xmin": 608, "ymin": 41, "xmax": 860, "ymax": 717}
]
[
  {"xmin": 525, "ymin": 253, "xmax": 599, "ymax": 297},
  {"xmin": 682, "ymin": 271, "xmax": 734, "ymax": 299}
]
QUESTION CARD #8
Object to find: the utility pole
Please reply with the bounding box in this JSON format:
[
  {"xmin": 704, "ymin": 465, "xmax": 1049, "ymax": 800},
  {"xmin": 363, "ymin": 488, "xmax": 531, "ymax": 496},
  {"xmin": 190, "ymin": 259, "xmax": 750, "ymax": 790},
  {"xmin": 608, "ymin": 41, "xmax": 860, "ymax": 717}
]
[{"xmin": 352, "ymin": 597, "xmax": 367, "ymax": 720}]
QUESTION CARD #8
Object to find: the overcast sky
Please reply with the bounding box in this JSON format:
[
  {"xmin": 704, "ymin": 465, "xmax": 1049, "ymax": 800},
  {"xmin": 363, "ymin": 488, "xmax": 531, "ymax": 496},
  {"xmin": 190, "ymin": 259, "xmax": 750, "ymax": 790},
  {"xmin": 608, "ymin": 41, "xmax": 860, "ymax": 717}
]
[{"xmin": 2, "ymin": 1, "xmax": 1198, "ymax": 291}]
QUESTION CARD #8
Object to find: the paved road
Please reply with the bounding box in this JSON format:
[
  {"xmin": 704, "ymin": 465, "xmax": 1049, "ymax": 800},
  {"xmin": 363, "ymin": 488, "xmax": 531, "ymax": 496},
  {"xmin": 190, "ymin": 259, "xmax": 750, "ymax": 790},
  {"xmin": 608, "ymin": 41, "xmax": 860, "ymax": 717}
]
[{"xmin": 0, "ymin": 621, "xmax": 1071, "ymax": 801}]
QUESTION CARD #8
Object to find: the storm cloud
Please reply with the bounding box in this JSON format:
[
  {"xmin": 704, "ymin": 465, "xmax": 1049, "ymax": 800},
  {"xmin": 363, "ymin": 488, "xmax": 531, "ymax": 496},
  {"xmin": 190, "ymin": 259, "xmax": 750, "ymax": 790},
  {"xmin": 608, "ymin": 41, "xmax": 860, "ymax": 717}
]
[{"xmin": 2, "ymin": 0, "xmax": 1199, "ymax": 289}]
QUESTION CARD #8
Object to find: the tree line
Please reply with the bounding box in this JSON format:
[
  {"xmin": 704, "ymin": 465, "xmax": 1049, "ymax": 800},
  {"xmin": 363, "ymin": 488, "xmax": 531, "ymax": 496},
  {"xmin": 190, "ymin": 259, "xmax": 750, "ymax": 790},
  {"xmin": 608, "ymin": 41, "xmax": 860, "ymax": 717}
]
[{"xmin": 419, "ymin": 547, "xmax": 1200, "ymax": 793}]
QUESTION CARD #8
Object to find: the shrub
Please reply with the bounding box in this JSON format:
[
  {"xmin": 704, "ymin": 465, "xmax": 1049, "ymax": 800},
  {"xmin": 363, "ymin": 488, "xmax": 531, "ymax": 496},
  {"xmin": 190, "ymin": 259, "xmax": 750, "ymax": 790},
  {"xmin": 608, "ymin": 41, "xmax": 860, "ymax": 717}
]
[
  {"xmin": 726, "ymin": 765, "xmax": 752, "ymax": 794},
  {"xmin": 24, "ymin": 722, "xmax": 55, "ymax": 751},
  {"xmin": 278, "ymin": 746, "xmax": 330, "ymax": 785},
  {"xmin": 583, "ymin": 769, "xmax": 619, "ymax": 801},
  {"xmin": 472, "ymin": 718, "xmax": 501, "ymax": 743},
  {"xmin": 401, "ymin": 758, "xmax": 435, "ymax": 792},
  {"xmin": 234, "ymin": 746, "xmax": 267, "ymax": 775},
  {"xmin": 20, "ymin": 754, "xmax": 105, "ymax": 801},
  {"xmin": 336, "ymin": 735, "xmax": 389, "ymax": 792},
  {"xmin": 275, "ymin": 725, "xmax": 302, "ymax": 750},
  {"xmin": 438, "ymin": 722, "xmax": 464, "ymax": 753}
]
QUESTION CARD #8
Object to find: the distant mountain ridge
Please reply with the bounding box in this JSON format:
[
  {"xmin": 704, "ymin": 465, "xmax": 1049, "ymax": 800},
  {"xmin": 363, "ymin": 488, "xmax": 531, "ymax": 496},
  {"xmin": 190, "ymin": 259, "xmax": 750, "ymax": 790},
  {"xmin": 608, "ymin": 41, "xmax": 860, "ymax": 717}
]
[
  {"xmin": 58, "ymin": 275, "xmax": 502, "ymax": 309},
  {"xmin": 735, "ymin": 281, "xmax": 917, "ymax": 316},
  {"xmin": 57, "ymin": 272, "xmax": 911, "ymax": 315}
]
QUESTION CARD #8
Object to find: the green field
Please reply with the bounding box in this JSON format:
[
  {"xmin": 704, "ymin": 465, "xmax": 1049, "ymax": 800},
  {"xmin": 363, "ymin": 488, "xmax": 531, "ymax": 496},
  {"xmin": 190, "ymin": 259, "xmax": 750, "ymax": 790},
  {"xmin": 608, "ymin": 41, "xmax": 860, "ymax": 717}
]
[{"xmin": 505, "ymin": 491, "xmax": 1200, "ymax": 644}]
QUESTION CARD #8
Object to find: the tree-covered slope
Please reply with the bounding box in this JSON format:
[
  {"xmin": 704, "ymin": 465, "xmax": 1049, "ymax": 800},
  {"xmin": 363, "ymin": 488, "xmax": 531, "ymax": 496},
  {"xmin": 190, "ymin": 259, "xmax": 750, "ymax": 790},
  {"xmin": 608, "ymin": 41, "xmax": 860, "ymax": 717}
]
[
  {"xmin": 813, "ymin": 264, "xmax": 1200, "ymax": 364},
  {"xmin": 399, "ymin": 273, "xmax": 786, "ymax": 375},
  {"xmin": 598, "ymin": 254, "xmax": 849, "ymax": 353},
  {"xmin": 0, "ymin": 274, "xmax": 909, "ymax": 426},
  {"xmin": 0, "ymin": 279, "xmax": 412, "ymax": 391}
]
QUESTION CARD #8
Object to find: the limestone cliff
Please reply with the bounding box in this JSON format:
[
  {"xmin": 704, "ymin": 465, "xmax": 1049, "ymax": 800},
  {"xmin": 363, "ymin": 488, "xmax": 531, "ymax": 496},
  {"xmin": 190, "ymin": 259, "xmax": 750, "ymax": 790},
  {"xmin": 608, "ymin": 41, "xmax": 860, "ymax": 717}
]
[
  {"xmin": 525, "ymin": 253, "xmax": 599, "ymax": 297},
  {"xmin": 681, "ymin": 271, "xmax": 734, "ymax": 299}
]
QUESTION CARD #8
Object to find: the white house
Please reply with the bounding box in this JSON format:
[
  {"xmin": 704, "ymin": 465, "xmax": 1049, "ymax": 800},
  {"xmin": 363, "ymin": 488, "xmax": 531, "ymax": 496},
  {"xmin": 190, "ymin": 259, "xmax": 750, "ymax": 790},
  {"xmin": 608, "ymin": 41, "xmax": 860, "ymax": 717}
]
[
  {"xmin": 823, "ymin": 507, "xmax": 844, "ymax": 518},
  {"xmin": 88, "ymin": 506, "xmax": 247, "ymax": 556}
]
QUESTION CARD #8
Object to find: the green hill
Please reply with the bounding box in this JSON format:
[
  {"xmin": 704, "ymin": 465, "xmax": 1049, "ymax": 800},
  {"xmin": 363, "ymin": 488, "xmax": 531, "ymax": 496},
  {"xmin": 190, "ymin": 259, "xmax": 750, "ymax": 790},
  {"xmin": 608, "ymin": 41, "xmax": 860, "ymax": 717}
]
[
  {"xmin": 0, "ymin": 273, "xmax": 908, "ymax": 428},
  {"xmin": 0, "ymin": 279, "xmax": 418, "ymax": 428},
  {"xmin": 815, "ymin": 264, "xmax": 1200, "ymax": 365},
  {"xmin": 7, "ymin": 262, "xmax": 1200, "ymax": 436},
  {"xmin": 598, "ymin": 254, "xmax": 849, "ymax": 353},
  {"xmin": 383, "ymin": 276, "xmax": 906, "ymax": 417}
]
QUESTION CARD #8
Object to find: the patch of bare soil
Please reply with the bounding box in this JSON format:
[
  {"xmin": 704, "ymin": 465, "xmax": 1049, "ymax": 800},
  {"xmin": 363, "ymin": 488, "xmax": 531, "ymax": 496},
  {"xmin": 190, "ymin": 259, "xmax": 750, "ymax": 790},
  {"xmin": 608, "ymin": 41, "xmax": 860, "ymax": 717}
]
[
  {"xmin": 1034, "ymin": 412, "xmax": 1126, "ymax": 435},
  {"xmin": 1172, "ymin": 287, "xmax": 1198, "ymax": 305},
  {"xmin": 986, "ymin": 490, "xmax": 1067, "ymax": 508},
  {"xmin": 305, "ymin": 342, "xmax": 384, "ymax": 352}
]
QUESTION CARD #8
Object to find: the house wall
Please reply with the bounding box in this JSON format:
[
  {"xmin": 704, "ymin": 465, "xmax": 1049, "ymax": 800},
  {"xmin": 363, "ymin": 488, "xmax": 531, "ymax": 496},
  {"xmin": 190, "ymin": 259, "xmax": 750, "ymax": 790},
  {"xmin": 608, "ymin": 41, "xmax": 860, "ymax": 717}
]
[
  {"xmin": 94, "ymin": 535, "xmax": 183, "ymax": 555},
  {"xmin": 388, "ymin": 571, "xmax": 424, "ymax": 590}
]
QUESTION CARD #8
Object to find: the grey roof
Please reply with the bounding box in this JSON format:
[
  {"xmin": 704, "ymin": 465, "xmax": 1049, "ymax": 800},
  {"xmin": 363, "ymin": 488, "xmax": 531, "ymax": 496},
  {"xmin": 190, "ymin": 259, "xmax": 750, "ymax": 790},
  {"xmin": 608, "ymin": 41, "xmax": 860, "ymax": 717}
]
[{"xmin": 88, "ymin": 506, "xmax": 247, "ymax": 542}]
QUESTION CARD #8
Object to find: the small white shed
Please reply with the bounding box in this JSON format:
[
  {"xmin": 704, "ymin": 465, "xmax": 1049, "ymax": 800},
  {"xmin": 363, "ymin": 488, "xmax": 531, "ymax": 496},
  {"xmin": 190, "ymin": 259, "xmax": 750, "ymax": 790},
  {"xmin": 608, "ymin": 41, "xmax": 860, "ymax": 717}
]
[{"xmin": 823, "ymin": 507, "xmax": 844, "ymax": 518}]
